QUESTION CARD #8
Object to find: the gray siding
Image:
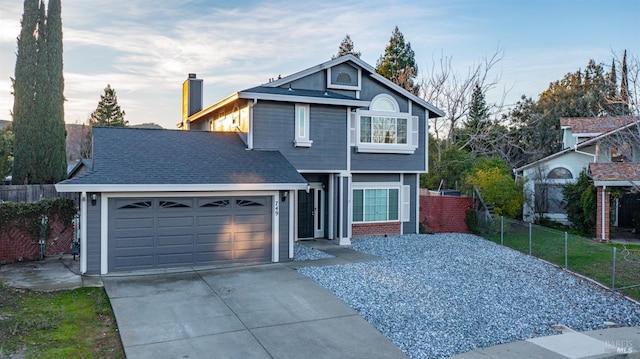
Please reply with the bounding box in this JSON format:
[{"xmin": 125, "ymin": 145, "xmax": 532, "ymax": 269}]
[
  {"xmin": 86, "ymin": 193, "xmax": 101, "ymax": 274},
  {"xmin": 352, "ymin": 173, "xmax": 400, "ymax": 182},
  {"xmin": 280, "ymin": 71, "xmax": 326, "ymax": 91},
  {"xmin": 403, "ymin": 174, "xmax": 418, "ymax": 234},
  {"xmin": 253, "ymin": 101, "xmax": 348, "ymax": 171},
  {"xmin": 359, "ymin": 77, "xmax": 409, "ymax": 112},
  {"xmin": 279, "ymin": 194, "xmax": 291, "ymax": 261}
]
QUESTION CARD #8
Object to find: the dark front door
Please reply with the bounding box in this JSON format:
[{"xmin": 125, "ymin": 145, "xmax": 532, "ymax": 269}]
[
  {"xmin": 298, "ymin": 189, "xmax": 314, "ymax": 238},
  {"xmin": 618, "ymin": 193, "xmax": 640, "ymax": 228}
]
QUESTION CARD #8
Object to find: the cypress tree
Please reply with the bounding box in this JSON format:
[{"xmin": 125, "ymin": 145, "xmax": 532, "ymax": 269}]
[
  {"xmin": 43, "ymin": 0, "xmax": 67, "ymax": 182},
  {"xmin": 620, "ymin": 50, "xmax": 630, "ymax": 114},
  {"xmin": 12, "ymin": 0, "xmax": 66, "ymax": 184},
  {"xmin": 12, "ymin": 0, "xmax": 42, "ymax": 184}
]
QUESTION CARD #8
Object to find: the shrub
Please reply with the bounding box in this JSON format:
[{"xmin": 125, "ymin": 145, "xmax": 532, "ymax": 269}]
[{"xmin": 0, "ymin": 198, "xmax": 76, "ymax": 242}]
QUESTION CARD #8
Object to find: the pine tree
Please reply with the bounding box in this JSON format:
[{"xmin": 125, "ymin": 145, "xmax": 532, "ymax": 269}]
[
  {"xmin": 82, "ymin": 85, "xmax": 127, "ymax": 159},
  {"xmin": 89, "ymin": 84, "xmax": 128, "ymax": 127},
  {"xmin": 467, "ymin": 83, "xmax": 489, "ymax": 126},
  {"xmin": 376, "ymin": 26, "xmax": 419, "ymax": 95},
  {"xmin": 332, "ymin": 34, "xmax": 361, "ymax": 59}
]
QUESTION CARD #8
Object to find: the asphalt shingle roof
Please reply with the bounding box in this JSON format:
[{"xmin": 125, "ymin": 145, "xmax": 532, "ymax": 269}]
[
  {"xmin": 589, "ymin": 162, "xmax": 640, "ymax": 183},
  {"xmin": 560, "ymin": 117, "xmax": 637, "ymax": 134},
  {"xmin": 241, "ymin": 86, "xmax": 358, "ymax": 101},
  {"xmin": 59, "ymin": 127, "xmax": 307, "ymax": 186}
]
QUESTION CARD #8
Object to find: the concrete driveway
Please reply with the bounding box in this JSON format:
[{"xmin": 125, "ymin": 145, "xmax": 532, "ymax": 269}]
[{"xmin": 103, "ymin": 263, "xmax": 406, "ymax": 359}]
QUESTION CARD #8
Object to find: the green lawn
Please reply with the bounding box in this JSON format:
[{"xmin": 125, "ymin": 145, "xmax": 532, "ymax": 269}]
[
  {"xmin": 0, "ymin": 284, "xmax": 124, "ymax": 358},
  {"xmin": 482, "ymin": 222, "xmax": 640, "ymax": 301}
]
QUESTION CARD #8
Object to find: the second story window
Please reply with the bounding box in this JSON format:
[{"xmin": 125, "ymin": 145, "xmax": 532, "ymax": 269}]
[
  {"xmin": 294, "ymin": 104, "xmax": 313, "ymax": 147},
  {"xmin": 352, "ymin": 94, "xmax": 418, "ymax": 154}
]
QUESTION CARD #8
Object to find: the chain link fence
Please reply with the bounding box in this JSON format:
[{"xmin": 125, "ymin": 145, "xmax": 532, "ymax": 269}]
[{"xmin": 477, "ymin": 215, "xmax": 640, "ymax": 301}]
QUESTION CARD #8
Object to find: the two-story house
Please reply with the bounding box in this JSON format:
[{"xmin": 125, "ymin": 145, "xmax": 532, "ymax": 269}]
[
  {"xmin": 515, "ymin": 116, "xmax": 640, "ymax": 240},
  {"xmin": 56, "ymin": 55, "xmax": 444, "ymax": 274}
]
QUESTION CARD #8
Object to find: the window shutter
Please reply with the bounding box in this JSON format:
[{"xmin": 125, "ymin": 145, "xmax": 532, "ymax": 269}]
[
  {"xmin": 410, "ymin": 116, "xmax": 419, "ymax": 148},
  {"xmin": 350, "ymin": 112, "xmax": 357, "ymax": 146},
  {"xmin": 402, "ymin": 185, "xmax": 411, "ymax": 222}
]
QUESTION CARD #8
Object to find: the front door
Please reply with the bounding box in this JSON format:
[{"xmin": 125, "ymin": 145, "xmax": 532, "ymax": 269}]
[{"xmin": 297, "ymin": 183, "xmax": 324, "ymax": 239}]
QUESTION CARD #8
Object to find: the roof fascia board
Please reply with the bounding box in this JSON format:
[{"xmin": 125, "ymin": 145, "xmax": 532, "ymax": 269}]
[
  {"xmin": 594, "ymin": 180, "xmax": 640, "ymax": 187},
  {"xmin": 187, "ymin": 92, "xmax": 240, "ymax": 123},
  {"xmin": 55, "ymin": 183, "xmax": 308, "ymax": 193},
  {"xmin": 238, "ymin": 91, "xmax": 369, "ymax": 107}
]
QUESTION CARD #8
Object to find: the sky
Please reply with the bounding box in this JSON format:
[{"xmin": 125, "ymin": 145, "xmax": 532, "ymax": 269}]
[{"xmin": 0, "ymin": 0, "xmax": 638, "ymax": 129}]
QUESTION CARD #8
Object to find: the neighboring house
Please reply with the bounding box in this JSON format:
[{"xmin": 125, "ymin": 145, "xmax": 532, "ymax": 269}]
[
  {"xmin": 56, "ymin": 55, "xmax": 444, "ymax": 274},
  {"xmin": 515, "ymin": 116, "xmax": 640, "ymax": 240}
]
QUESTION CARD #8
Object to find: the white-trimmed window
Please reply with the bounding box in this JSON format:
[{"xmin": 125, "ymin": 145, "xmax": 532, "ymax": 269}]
[
  {"xmin": 351, "ymin": 94, "xmax": 418, "ymax": 154},
  {"xmin": 353, "ymin": 188, "xmax": 399, "ymax": 222},
  {"xmin": 294, "ymin": 104, "xmax": 312, "ymax": 147}
]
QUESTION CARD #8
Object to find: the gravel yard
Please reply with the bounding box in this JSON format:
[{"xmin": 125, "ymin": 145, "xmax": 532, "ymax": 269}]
[{"xmin": 297, "ymin": 233, "xmax": 640, "ymax": 359}]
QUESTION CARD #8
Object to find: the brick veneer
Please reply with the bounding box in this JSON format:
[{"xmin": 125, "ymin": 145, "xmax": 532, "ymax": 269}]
[
  {"xmin": 419, "ymin": 195, "xmax": 473, "ymax": 233},
  {"xmin": 352, "ymin": 222, "xmax": 401, "ymax": 237},
  {"xmin": 596, "ymin": 186, "xmax": 610, "ymax": 241},
  {"xmin": 0, "ymin": 220, "xmax": 74, "ymax": 264}
]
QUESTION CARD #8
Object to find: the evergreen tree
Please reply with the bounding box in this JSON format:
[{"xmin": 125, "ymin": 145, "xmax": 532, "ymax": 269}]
[
  {"xmin": 12, "ymin": 0, "xmax": 67, "ymax": 184},
  {"xmin": 466, "ymin": 83, "xmax": 489, "ymax": 129},
  {"xmin": 607, "ymin": 59, "xmax": 617, "ymax": 99},
  {"xmin": 42, "ymin": 0, "xmax": 67, "ymax": 183},
  {"xmin": 332, "ymin": 34, "xmax": 361, "ymax": 59},
  {"xmin": 89, "ymin": 84, "xmax": 128, "ymax": 127},
  {"xmin": 376, "ymin": 26, "xmax": 419, "ymax": 95},
  {"xmin": 620, "ymin": 50, "xmax": 630, "ymax": 113}
]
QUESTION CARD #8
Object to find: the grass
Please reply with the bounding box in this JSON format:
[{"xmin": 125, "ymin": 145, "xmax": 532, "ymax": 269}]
[
  {"xmin": 482, "ymin": 221, "xmax": 640, "ymax": 301},
  {"xmin": 0, "ymin": 283, "xmax": 124, "ymax": 358}
]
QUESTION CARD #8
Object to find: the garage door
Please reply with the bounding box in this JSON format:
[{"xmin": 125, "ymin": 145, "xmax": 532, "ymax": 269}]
[{"xmin": 108, "ymin": 196, "xmax": 272, "ymax": 272}]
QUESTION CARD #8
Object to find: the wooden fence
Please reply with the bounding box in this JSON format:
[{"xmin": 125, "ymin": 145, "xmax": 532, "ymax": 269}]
[{"xmin": 0, "ymin": 184, "xmax": 76, "ymax": 203}]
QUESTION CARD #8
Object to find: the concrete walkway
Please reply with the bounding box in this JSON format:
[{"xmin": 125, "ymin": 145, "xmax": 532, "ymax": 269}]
[{"xmin": 2, "ymin": 244, "xmax": 640, "ymax": 358}]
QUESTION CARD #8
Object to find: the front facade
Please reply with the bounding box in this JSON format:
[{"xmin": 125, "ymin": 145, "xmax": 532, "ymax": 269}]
[
  {"xmin": 57, "ymin": 55, "xmax": 443, "ymax": 274},
  {"xmin": 183, "ymin": 55, "xmax": 443, "ymax": 247},
  {"xmin": 516, "ymin": 116, "xmax": 640, "ymax": 240}
]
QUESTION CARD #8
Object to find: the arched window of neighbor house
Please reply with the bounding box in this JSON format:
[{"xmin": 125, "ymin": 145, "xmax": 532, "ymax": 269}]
[{"xmin": 547, "ymin": 167, "xmax": 573, "ymax": 179}]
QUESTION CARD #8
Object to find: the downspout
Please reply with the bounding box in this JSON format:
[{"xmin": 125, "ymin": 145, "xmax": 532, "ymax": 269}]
[
  {"xmin": 601, "ymin": 185, "xmax": 606, "ymax": 241},
  {"xmin": 80, "ymin": 191, "xmax": 87, "ymax": 274}
]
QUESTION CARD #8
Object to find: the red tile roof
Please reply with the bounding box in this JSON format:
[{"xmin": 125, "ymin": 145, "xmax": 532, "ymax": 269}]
[
  {"xmin": 589, "ymin": 162, "xmax": 640, "ymax": 182},
  {"xmin": 560, "ymin": 116, "xmax": 637, "ymax": 134}
]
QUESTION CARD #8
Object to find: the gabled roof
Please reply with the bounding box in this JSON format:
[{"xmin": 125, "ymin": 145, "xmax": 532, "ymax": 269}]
[
  {"xmin": 515, "ymin": 116, "xmax": 640, "ymax": 173},
  {"xmin": 187, "ymin": 55, "xmax": 445, "ymax": 123},
  {"xmin": 265, "ymin": 55, "xmax": 445, "ymax": 117},
  {"xmin": 560, "ymin": 117, "xmax": 637, "ymax": 135},
  {"xmin": 56, "ymin": 127, "xmax": 307, "ymax": 192}
]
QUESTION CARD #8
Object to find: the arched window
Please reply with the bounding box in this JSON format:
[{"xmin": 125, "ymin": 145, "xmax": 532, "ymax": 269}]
[
  {"xmin": 370, "ymin": 94, "xmax": 399, "ymax": 112},
  {"xmin": 547, "ymin": 167, "xmax": 573, "ymax": 179}
]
